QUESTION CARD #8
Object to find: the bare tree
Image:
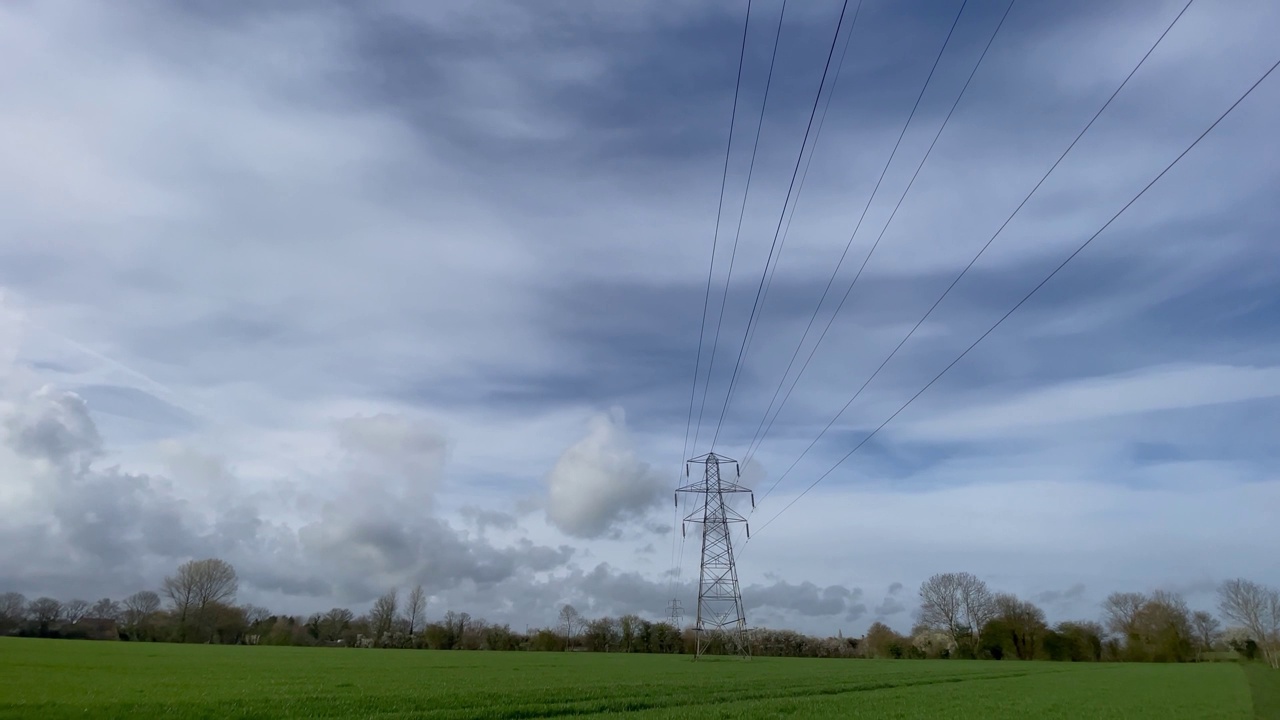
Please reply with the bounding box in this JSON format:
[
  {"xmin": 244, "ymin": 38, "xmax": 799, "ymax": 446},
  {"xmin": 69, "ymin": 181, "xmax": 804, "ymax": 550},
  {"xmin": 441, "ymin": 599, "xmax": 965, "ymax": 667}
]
[
  {"xmin": 122, "ymin": 590, "xmax": 162, "ymax": 629},
  {"xmin": 405, "ymin": 585, "xmax": 427, "ymax": 638},
  {"xmin": 0, "ymin": 592, "xmax": 27, "ymax": 632},
  {"xmin": 91, "ymin": 598, "xmax": 122, "ymax": 621},
  {"xmin": 63, "ymin": 599, "xmax": 91, "ymax": 623},
  {"xmin": 559, "ymin": 604, "xmax": 581, "ymax": 650},
  {"xmin": 1102, "ymin": 592, "xmax": 1146, "ymax": 638},
  {"xmin": 455, "ymin": 612, "xmax": 472, "ymax": 645},
  {"xmin": 241, "ymin": 605, "xmax": 271, "ymax": 627},
  {"xmin": 369, "ymin": 589, "xmax": 399, "ymax": 643},
  {"xmin": 1218, "ymin": 578, "xmax": 1280, "ymax": 669},
  {"xmin": 957, "ymin": 573, "xmax": 995, "ymax": 650},
  {"xmin": 1191, "ymin": 611, "xmax": 1221, "ymax": 658},
  {"xmin": 321, "ymin": 608, "xmax": 354, "ymax": 642},
  {"xmin": 163, "ymin": 558, "xmax": 238, "ymax": 641},
  {"xmin": 28, "ymin": 597, "xmax": 62, "ymax": 630},
  {"xmin": 919, "ymin": 572, "xmax": 992, "ymax": 653},
  {"xmin": 919, "ymin": 574, "xmax": 964, "ymax": 643}
]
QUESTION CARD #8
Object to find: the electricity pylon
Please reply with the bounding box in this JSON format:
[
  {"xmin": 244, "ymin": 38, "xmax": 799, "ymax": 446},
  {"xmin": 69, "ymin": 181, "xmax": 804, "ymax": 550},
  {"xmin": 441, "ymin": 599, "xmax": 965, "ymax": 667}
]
[
  {"xmin": 666, "ymin": 598, "xmax": 683, "ymax": 628},
  {"xmin": 676, "ymin": 452, "xmax": 753, "ymax": 659}
]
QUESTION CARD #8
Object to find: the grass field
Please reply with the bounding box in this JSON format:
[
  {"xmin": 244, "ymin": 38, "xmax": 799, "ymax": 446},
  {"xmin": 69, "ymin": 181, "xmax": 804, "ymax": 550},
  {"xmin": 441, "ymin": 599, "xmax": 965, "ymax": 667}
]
[
  {"xmin": 0, "ymin": 637, "xmax": 1264, "ymax": 719},
  {"xmin": 1243, "ymin": 662, "xmax": 1280, "ymax": 720}
]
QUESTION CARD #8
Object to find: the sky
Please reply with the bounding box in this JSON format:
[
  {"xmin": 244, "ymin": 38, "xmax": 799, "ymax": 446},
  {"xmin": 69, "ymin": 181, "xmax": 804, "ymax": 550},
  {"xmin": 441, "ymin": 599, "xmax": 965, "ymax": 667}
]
[{"xmin": 1, "ymin": 0, "xmax": 1278, "ymax": 637}]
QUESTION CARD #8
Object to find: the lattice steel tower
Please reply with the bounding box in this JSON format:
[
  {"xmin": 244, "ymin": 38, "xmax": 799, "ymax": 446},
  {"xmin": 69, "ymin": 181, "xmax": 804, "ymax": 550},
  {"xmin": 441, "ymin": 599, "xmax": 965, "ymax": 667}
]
[
  {"xmin": 676, "ymin": 452, "xmax": 753, "ymax": 659},
  {"xmin": 666, "ymin": 598, "xmax": 683, "ymax": 628}
]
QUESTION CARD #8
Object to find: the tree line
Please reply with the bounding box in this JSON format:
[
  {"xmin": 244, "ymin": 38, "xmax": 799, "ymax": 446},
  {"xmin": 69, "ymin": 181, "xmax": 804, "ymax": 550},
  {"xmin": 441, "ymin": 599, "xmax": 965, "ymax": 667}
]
[
  {"xmin": 1, "ymin": 559, "xmax": 1276, "ymax": 668},
  {"xmin": 874, "ymin": 572, "xmax": 1277, "ymax": 667}
]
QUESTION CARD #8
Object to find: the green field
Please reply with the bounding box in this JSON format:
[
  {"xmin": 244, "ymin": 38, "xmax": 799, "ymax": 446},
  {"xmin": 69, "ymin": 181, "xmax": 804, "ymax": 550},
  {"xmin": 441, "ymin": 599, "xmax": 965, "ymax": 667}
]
[{"xmin": 0, "ymin": 638, "xmax": 1267, "ymax": 719}]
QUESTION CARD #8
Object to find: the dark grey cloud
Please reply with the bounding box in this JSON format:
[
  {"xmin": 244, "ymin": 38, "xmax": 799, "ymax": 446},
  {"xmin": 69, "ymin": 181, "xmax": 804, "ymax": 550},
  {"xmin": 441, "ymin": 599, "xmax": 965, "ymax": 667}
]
[
  {"xmin": 1035, "ymin": 583, "xmax": 1087, "ymax": 608},
  {"xmin": 872, "ymin": 582, "xmax": 909, "ymax": 618},
  {"xmin": 4, "ymin": 386, "xmax": 102, "ymax": 468},
  {"xmin": 874, "ymin": 598, "xmax": 908, "ymax": 618}
]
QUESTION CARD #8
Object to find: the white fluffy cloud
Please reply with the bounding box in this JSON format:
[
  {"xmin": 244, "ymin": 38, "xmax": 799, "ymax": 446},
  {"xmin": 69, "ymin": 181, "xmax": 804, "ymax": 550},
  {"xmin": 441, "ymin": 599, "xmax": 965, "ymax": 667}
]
[{"xmin": 545, "ymin": 409, "xmax": 666, "ymax": 539}]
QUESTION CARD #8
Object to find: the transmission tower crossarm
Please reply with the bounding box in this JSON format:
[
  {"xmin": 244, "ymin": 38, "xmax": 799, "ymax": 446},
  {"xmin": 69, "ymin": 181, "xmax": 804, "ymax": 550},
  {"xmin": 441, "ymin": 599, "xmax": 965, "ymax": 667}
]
[{"xmin": 677, "ymin": 452, "xmax": 752, "ymax": 659}]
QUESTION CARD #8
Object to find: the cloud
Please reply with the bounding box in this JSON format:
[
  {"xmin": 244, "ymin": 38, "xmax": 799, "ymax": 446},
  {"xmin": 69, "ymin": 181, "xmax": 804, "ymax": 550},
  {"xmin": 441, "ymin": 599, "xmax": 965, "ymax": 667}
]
[
  {"xmin": 3, "ymin": 385, "xmax": 102, "ymax": 469},
  {"xmin": 0, "ymin": 385, "xmax": 576, "ymax": 611},
  {"xmin": 0, "ymin": 0, "xmax": 1277, "ymax": 638},
  {"xmin": 745, "ymin": 580, "xmax": 866, "ymax": 620},
  {"xmin": 0, "ymin": 290, "xmax": 24, "ymax": 374},
  {"xmin": 333, "ymin": 413, "xmax": 451, "ymax": 508},
  {"xmin": 1035, "ymin": 583, "xmax": 1087, "ymax": 610},
  {"xmin": 874, "ymin": 597, "xmax": 907, "ymax": 618},
  {"xmin": 460, "ymin": 507, "xmax": 519, "ymax": 533},
  {"xmin": 873, "ymin": 582, "xmax": 909, "ymax": 619},
  {"xmin": 0, "ymin": 388, "xmax": 199, "ymax": 593},
  {"xmin": 905, "ymin": 364, "xmax": 1280, "ymax": 441},
  {"xmin": 545, "ymin": 409, "xmax": 666, "ymax": 539}
]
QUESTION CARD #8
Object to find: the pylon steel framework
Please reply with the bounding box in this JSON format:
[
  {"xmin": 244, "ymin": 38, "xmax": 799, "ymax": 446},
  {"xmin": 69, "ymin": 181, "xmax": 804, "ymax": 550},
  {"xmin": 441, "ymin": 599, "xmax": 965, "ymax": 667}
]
[
  {"xmin": 666, "ymin": 598, "xmax": 683, "ymax": 628},
  {"xmin": 676, "ymin": 452, "xmax": 753, "ymax": 659}
]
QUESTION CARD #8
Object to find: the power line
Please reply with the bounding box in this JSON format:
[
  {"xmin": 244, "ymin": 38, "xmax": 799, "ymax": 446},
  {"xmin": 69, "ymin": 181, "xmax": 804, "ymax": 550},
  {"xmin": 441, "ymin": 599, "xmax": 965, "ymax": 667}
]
[
  {"xmin": 751, "ymin": 52, "xmax": 1280, "ymax": 539},
  {"xmin": 734, "ymin": 0, "xmax": 866, "ymax": 454},
  {"xmin": 719, "ymin": 0, "xmax": 868, "ymax": 460},
  {"xmin": 739, "ymin": 0, "xmax": 980, "ymax": 471},
  {"xmin": 672, "ymin": 0, "xmax": 755, "ymax": 606},
  {"xmin": 682, "ymin": 0, "xmax": 754, "ymax": 469},
  {"xmin": 736, "ymin": 0, "xmax": 988, "ymax": 553},
  {"xmin": 750, "ymin": 0, "xmax": 1196, "ymax": 508},
  {"xmin": 693, "ymin": 0, "xmax": 792, "ymax": 454},
  {"xmin": 709, "ymin": 0, "xmax": 855, "ymax": 451},
  {"xmin": 721, "ymin": 0, "xmax": 791, "ymax": 334}
]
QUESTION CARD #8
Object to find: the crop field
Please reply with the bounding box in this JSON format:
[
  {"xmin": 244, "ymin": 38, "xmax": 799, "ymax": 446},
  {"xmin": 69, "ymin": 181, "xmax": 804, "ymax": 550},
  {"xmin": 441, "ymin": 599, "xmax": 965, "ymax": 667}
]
[{"xmin": 0, "ymin": 637, "xmax": 1269, "ymax": 719}]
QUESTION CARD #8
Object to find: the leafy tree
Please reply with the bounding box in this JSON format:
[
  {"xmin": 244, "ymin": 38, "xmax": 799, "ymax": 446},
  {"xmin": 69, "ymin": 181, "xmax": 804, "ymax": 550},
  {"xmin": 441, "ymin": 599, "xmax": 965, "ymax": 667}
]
[
  {"xmin": 861, "ymin": 621, "xmax": 905, "ymax": 659},
  {"xmin": 582, "ymin": 617, "xmax": 619, "ymax": 652},
  {"xmin": 987, "ymin": 594, "xmax": 1047, "ymax": 660},
  {"xmin": 1133, "ymin": 590, "xmax": 1194, "ymax": 662},
  {"xmin": 482, "ymin": 623, "xmax": 521, "ymax": 651},
  {"xmin": 911, "ymin": 623, "xmax": 954, "ymax": 659},
  {"xmin": 1103, "ymin": 590, "xmax": 1193, "ymax": 662},
  {"xmin": 1047, "ymin": 621, "xmax": 1104, "ymax": 662},
  {"xmin": 528, "ymin": 627, "xmax": 562, "ymax": 651}
]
